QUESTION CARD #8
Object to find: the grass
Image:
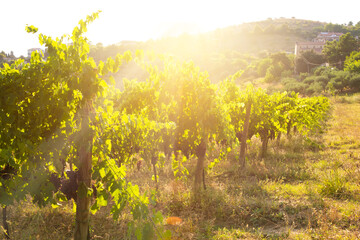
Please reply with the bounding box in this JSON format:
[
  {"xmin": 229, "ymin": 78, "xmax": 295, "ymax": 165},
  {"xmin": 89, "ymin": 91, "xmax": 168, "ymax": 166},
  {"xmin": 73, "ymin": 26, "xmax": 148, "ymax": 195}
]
[{"xmin": 2, "ymin": 94, "xmax": 360, "ymax": 239}]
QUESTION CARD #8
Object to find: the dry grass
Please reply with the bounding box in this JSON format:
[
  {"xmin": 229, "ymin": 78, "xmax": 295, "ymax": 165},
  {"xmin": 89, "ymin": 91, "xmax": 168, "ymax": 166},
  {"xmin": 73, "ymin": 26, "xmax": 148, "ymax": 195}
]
[{"xmin": 2, "ymin": 94, "xmax": 360, "ymax": 239}]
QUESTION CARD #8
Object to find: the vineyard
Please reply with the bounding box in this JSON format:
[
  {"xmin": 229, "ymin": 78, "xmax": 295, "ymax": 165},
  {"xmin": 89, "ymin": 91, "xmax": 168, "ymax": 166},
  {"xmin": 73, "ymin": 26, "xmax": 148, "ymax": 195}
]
[{"xmin": 2, "ymin": 13, "xmax": 360, "ymax": 240}]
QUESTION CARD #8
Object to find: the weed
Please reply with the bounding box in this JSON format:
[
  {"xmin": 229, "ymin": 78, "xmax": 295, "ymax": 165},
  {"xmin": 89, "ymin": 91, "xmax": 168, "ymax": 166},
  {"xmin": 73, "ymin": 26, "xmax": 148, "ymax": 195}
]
[{"xmin": 319, "ymin": 170, "xmax": 349, "ymax": 199}]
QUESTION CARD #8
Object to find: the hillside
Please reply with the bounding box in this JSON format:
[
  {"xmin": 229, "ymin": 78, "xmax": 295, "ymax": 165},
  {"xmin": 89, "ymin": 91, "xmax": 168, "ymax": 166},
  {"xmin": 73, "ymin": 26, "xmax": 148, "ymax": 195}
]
[
  {"xmin": 149, "ymin": 18, "xmax": 326, "ymax": 56},
  {"xmin": 89, "ymin": 18, "xmax": 329, "ymax": 84}
]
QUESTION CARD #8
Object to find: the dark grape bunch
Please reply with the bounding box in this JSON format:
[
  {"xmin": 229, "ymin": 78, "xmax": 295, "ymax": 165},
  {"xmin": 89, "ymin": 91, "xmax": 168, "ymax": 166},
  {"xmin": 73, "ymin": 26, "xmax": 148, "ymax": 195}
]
[
  {"xmin": 49, "ymin": 170, "xmax": 96, "ymax": 201},
  {"xmin": 0, "ymin": 164, "xmax": 17, "ymax": 180}
]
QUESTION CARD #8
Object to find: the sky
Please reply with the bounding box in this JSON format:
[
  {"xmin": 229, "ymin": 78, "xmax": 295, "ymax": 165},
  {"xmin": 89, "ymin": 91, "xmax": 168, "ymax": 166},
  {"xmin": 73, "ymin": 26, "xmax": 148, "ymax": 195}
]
[{"xmin": 2, "ymin": 0, "xmax": 360, "ymax": 57}]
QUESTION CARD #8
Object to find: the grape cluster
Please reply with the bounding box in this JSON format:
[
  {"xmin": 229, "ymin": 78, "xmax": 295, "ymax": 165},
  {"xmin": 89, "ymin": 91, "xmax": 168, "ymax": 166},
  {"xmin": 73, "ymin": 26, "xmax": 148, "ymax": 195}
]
[
  {"xmin": 0, "ymin": 164, "xmax": 17, "ymax": 180},
  {"xmin": 49, "ymin": 170, "xmax": 97, "ymax": 201},
  {"xmin": 49, "ymin": 170, "xmax": 78, "ymax": 200}
]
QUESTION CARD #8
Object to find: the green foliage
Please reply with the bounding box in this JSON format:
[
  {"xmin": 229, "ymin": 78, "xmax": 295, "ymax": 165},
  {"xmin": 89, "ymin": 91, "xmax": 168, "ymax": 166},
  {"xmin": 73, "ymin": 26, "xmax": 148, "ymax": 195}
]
[
  {"xmin": 263, "ymin": 52, "xmax": 293, "ymax": 82},
  {"xmin": 323, "ymin": 33, "xmax": 359, "ymax": 69},
  {"xmin": 1, "ymin": 12, "xmax": 171, "ymax": 239},
  {"xmin": 295, "ymin": 50, "xmax": 325, "ymax": 74},
  {"xmin": 282, "ymin": 77, "xmax": 307, "ymax": 94},
  {"xmin": 256, "ymin": 58, "xmax": 272, "ymax": 77},
  {"xmin": 171, "ymin": 153, "xmax": 189, "ymax": 180},
  {"xmin": 0, "ymin": 12, "xmax": 336, "ymax": 239},
  {"xmin": 270, "ymin": 52, "xmax": 293, "ymax": 71},
  {"xmin": 25, "ymin": 25, "xmax": 38, "ymax": 33},
  {"xmin": 344, "ymin": 50, "xmax": 360, "ymax": 73},
  {"xmin": 284, "ymin": 64, "xmax": 360, "ymax": 95},
  {"xmin": 324, "ymin": 23, "xmax": 348, "ymax": 33},
  {"xmin": 220, "ymin": 77, "xmax": 329, "ymax": 158}
]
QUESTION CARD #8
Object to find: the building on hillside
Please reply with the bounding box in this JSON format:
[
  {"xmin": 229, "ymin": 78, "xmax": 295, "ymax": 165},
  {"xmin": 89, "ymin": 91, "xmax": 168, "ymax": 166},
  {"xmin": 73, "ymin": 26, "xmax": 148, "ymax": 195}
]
[
  {"xmin": 27, "ymin": 48, "xmax": 43, "ymax": 58},
  {"xmin": 314, "ymin": 32, "xmax": 343, "ymax": 42},
  {"xmin": 3, "ymin": 56, "xmax": 17, "ymax": 63},
  {"xmin": 295, "ymin": 32, "xmax": 343, "ymax": 56},
  {"xmin": 295, "ymin": 41, "xmax": 325, "ymax": 55}
]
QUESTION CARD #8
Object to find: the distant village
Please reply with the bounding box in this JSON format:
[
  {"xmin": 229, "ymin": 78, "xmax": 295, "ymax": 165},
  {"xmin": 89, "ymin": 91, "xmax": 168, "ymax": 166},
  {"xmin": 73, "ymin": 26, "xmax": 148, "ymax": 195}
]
[
  {"xmin": 0, "ymin": 48, "xmax": 44, "ymax": 64},
  {"xmin": 295, "ymin": 32, "xmax": 346, "ymax": 56}
]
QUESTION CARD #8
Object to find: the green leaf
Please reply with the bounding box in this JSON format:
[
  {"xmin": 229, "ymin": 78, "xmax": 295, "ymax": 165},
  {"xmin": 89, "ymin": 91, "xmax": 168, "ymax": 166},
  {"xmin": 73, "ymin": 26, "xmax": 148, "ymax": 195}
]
[
  {"xmin": 109, "ymin": 76, "xmax": 116, "ymax": 85},
  {"xmin": 164, "ymin": 230, "xmax": 172, "ymax": 239},
  {"xmin": 105, "ymin": 139, "xmax": 112, "ymax": 152},
  {"xmin": 97, "ymin": 194, "xmax": 108, "ymax": 207},
  {"xmin": 99, "ymin": 79, "xmax": 107, "ymax": 88},
  {"xmin": 153, "ymin": 211, "xmax": 163, "ymax": 224},
  {"xmin": 25, "ymin": 25, "xmax": 38, "ymax": 33},
  {"xmin": 99, "ymin": 167, "xmax": 106, "ymax": 178},
  {"xmin": 90, "ymin": 201, "xmax": 99, "ymax": 214},
  {"xmin": 51, "ymin": 203, "xmax": 60, "ymax": 209}
]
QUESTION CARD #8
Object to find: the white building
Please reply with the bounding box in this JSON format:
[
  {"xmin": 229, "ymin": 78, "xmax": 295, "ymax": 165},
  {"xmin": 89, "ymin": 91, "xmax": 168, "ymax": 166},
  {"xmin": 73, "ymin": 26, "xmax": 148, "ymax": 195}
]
[{"xmin": 27, "ymin": 48, "xmax": 43, "ymax": 58}]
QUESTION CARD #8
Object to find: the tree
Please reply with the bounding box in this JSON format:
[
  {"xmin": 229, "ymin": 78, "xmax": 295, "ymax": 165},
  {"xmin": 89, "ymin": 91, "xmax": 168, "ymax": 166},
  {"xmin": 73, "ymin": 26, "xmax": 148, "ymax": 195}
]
[
  {"xmin": 323, "ymin": 33, "xmax": 359, "ymax": 69},
  {"xmin": 344, "ymin": 51, "xmax": 360, "ymax": 73},
  {"xmin": 264, "ymin": 52, "xmax": 293, "ymax": 82},
  {"xmin": 264, "ymin": 64, "xmax": 283, "ymax": 82},
  {"xmin": 338, "ymin": 33, "xmax": 359, "ymax": 57},
  {"xmin": 324, "ymin": 23, "xmax": 347, "ymax": 33},
  {"xmin": 270, "ymin": 52, "xmax": 293, "ymax": 71},
  {"xmin": 295, "ymin": 50, "xmax": 325, "ymax": 73},
  {"xmin": 256, "ymin": 58, "xmax": 272, "ymax": 77}
]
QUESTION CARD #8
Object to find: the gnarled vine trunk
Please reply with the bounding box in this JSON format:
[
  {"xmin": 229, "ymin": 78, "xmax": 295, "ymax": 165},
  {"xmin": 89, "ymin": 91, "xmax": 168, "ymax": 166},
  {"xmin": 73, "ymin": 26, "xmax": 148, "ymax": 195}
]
[
  {"xmin": 287, "ymin": 120, "xmax": 292, "ymax": 138},
  {"xmin": 260, "ymin": 133, "xmax": 269, "ymax": 159},
  {"xmin": 74, "ymin": 103, "xmax": 93, "ymax": 240},
  {"xmin": 239, "ymin": 100, "xmax": 252, "ymax": 167},
  {"xmin": 2, "ymin": 206, "xmax": 10, "ymax": 239},
  {"xmin": 276, "ymin": 132, "xmax": 281, "ymax": 146},
  {"xmin": 152, "ymin": 156, "xmax": 158, "ymax": 191},
  {"xmin": 194, "ymin": 140, "xmax": 206, "ymax": 193}
]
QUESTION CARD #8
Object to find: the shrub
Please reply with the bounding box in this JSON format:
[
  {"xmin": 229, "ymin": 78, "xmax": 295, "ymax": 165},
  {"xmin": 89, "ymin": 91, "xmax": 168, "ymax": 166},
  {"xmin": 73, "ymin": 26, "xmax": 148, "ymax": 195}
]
[
  {"xmin": 299, "ymin": 72, "xmax": 309, "ymax": 80},
  {"xmin": 313, "ymin": 66, "xmax": 328, "ymax": 76},
  {"xmin": 303, "ymin": 76, "xmax": 316, "ymax": 84},
  {"xmin": 282, "ymin": 77, "xmax": 307, "ymax": 94},
  {"xmin": 257, "ymin": 58, "xmax": 272, "ymax": 77},
  {"xmin": 349, "ymin": 73, "xmax": 360, "ymax": 90},
  {"xmin": 306, "ymin": 81, "xmax": 323, "ymax": 95}
]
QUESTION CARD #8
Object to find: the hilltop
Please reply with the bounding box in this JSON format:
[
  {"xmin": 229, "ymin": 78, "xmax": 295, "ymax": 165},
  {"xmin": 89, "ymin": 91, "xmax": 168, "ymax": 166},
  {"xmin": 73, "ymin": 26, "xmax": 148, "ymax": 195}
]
[
  {"xmin": 149, "ymin": 17, "xmax": 326, "ymax": 55},
  {"xmin": 88, "ymin": 18, "xmax": 333, "ymax": 83}
]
